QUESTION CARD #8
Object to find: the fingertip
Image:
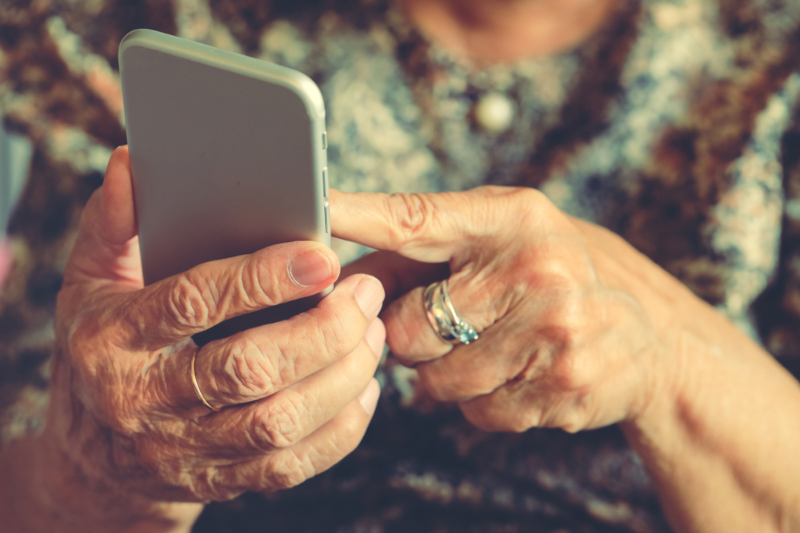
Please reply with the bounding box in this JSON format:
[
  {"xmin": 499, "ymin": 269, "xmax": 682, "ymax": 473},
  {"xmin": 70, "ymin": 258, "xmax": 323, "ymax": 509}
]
[
  {"xmin": 357, "ymin": 378, "xmax": 381, "ymax": 417},
  {"xmin": 110, "ymin": 144, "xmax": 130, "ymax": 163},
  {"xmin": 353, "ymin": 275, "xmax": 385, "ymax": 319},
  {"xmin": 102, "ymin": 147, "xmax": 130, "ymax": 195},
  {"xmin": 289, "ymin": 248, "xmax": 338, "ymax": 288},
  {"xmin": 364, "ymin": 318, "xmax": 387, "ymax": 358}
]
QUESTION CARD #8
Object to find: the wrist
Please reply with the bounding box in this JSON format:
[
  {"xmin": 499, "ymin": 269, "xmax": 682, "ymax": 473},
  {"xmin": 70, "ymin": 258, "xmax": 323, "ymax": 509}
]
[
  {"xmin": 0, "ymin": 432, "xmax": 202, "ymax": 533},
  {"xmin": 620, "ymin": 324, "xmax": 688, "ymax": 442}
]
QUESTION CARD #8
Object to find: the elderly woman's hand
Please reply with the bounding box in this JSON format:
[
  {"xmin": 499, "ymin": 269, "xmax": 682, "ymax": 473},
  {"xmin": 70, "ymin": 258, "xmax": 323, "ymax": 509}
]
[
  {"xmin": 6, "ymin": 148, "xmax": 384, "ymax": 532},
  {"xmin": 332, "ymin": 186, "xmax": 663, "ymax": 433},
  {"xmin": 333, "ymin": 186, "xmax": 800, "ymax": 533}
]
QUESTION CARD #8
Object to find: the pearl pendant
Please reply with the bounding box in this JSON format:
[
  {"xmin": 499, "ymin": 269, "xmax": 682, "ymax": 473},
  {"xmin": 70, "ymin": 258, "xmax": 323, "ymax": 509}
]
[{"xmin": 474, "ymin": 92, "xmax": 515, "ymax": 133}]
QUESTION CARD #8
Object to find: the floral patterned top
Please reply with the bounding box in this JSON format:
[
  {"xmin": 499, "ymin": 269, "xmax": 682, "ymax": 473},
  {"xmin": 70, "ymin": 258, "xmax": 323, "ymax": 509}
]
[{"xmin": 1, "ymin": 0, "xmax": 799, "ymax": 531}]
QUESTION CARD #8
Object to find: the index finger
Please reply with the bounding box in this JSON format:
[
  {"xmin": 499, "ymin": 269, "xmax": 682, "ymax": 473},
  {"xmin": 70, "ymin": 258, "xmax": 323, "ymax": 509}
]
[{"xmin": 329, "ymin": 187, "xmax": 518, "ymax": 261}]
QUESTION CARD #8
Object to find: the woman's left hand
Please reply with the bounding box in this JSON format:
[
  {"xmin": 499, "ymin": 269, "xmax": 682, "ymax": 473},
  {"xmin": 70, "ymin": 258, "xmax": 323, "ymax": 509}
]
[
  {"xmin": 331, "ymin": 186, "xmax": 671, "ymax": 433},
  {"xmin": 333, "ymin": 186, "xmax": 800, "ymax": 533}
]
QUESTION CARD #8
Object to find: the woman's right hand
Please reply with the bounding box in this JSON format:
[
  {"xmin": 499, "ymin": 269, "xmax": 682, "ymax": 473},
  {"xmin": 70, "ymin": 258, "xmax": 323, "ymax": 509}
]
[{"xmin": 3, "ymin": 147, "xmax": 384, "ymax": 532}]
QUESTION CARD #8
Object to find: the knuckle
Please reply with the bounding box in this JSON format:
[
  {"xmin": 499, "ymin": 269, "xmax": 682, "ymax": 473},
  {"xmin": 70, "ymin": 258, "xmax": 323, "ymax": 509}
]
[
  {"xmin": 241, "ymin": 254, "xmax": 283, "ymax": 308},
  {"xmin": 537, "ymin": 294, "xmax": 586, "ymax": 348},
  {"xmin": 532, "ymin": 264, "xmax": 585, "ymax": 300},
  {"xmin": 385, "ymin": 193, "xmax": 434, "ymax": 247},
  {"xmin": 551, "ymin": 350, "xmax": 594, "ymax": 391},
  {"xmin": 518, "ymin": 405, "xmax": 545, "ymax": 431},
  {"xmin": 264, "ymin": 454, "xmax": 313, "ymax": 491},
  {"xmin": 383, "ymin": 308, "xmax": 417, "ymax": 358},
  {"xmin": 511, "ymin": 187, "xmax": 552, "ymax": 217},
  {"xmin": 252, "ymin": 398, "xmax": 305, "ymax": 451},
  {"xmin": 222, "ymin": 337, "xmax": 279, "ymax": 398},
  {"xmin": 99, "ymin": 399, "xmax": 140, "ymax": 435},
  {"xmin": 542, "ymin": 398, "xmax": 589, "ymax": 433},
  {"xmin": 561, "ymin": 417, "xmax": 584, "ymax": 434},
  {"xmin": 190, "ymin": 470, "xmax": 242, "ymax": 502},
  {"xmin": 418, "ymin": 366, "xmax": 449, "ymax": 402},
  {"xmin": 426, "ymin": 384, "xmax": 451, "ymax": 403},
  {"xmin": 460, "ymin": 401, "xmax": 496, "ymax": 432},
  {"xmin": 334, "ymin": 415, "xmax": 365, "ymax": 455},
  {"xmin": 508, "ymin": 413, "xmax": 535, "ymax": 433},
  {"xmin": 166, "ymin": 274, "xmax": 215, "ymax": 329},
  {"xmin": 461, "ymin": 397, "xmax": 535, "ymax": 433},
  {"xmin": 315, "ymin": 307, "xmax": 355, "ymax": 361},
  {"xmin": 420, "ymin": 365, "xmax": 495, "ymax": 403}
]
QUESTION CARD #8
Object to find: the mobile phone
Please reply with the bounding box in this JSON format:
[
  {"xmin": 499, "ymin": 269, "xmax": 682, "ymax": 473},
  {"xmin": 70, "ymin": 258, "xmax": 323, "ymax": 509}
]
[{"xmin": 119, "ymin": 29, "xmax": 330, "ymax": 345}]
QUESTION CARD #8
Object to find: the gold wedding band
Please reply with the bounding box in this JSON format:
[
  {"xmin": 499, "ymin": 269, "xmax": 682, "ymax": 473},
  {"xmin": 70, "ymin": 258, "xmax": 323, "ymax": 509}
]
[{"xmin": 191, "ymin": 351, "xmax": 219, "ymax": 411}]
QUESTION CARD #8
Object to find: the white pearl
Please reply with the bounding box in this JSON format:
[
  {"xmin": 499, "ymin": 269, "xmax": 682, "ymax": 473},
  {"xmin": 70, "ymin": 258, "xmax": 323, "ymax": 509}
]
[{"xmin": 474, "ymin": 92, "xmax": 515, "ymax": 133}]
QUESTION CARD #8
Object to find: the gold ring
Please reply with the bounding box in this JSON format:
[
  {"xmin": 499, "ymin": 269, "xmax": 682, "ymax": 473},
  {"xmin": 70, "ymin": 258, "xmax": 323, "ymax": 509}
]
[{"xmin": 191, "ymin": 351, "xmax": 219, "ymax": 411}]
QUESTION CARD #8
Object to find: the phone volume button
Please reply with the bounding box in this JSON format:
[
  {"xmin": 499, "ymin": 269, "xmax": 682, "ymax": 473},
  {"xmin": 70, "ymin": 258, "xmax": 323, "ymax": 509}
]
[
  {"xmin": 324, "ymin": 199, "xmax": 330, "ymax": 234},
  {"xmin": 322, "ymin": 131, "xmax": 327, "ymax": 150},
  {"xmin": 322, "ymin": 167, "xmax": 329, "ymax": 197}
]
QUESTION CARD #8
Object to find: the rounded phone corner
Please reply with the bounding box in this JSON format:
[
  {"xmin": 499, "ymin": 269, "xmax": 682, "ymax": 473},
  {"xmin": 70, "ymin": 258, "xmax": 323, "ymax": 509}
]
[
  {"xmin": 118, "ymin": 29, "xmax": 156, "ymax": 67},
  {"xmin": 287, "ymin": 72, "xmax": 325, "ymax": 121}
]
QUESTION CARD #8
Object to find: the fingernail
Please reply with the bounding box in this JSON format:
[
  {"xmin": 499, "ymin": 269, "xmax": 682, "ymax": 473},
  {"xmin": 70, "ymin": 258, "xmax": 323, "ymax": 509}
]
[
  {"xmin": 354, "ymin": 276, "xmax": 385, "ymax": 318},
  {"xmin": 364, "ymin": 318, "xmax": 386, "ymax": 358},
  {"xmin": 289, "ymin": 250, "xmax": 332, "ymax": 287},
  {"xmin": 357, "ymin": 379, "xmax": 380, "ymax": 416}
]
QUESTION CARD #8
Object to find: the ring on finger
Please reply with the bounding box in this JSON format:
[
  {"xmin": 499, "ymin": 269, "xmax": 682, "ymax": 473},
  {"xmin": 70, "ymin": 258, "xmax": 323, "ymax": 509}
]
[
  {"xmin": 191, "ymin": 351, "xmax": 220, "ymax": 411},
  {"xmin": 423, "ymin": 279, "xmax": 479, "ymax": 345}
]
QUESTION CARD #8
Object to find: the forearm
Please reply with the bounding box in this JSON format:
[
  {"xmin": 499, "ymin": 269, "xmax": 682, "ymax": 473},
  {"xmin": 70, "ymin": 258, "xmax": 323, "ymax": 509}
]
[
  {"xmin": 622, "ymin": 328, "xmax": 800, "ymax": 533},
  {"xmin": 0, "ymin": 433, "xmax": 202, "ymax": 533},
  {"xmin": 571, "ymin": 219, "xmax": 800, "ymax": 531}
]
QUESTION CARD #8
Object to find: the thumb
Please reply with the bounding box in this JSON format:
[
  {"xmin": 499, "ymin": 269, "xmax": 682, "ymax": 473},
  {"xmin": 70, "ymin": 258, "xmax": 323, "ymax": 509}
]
[{"xmin": 63, "ymin": 146, "xmax": 143, "ymax": 286}]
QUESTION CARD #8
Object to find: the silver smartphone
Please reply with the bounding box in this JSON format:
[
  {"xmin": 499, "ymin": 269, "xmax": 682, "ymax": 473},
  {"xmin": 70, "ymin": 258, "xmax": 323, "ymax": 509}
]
[{"xmin": 119, "ymin": 29, "xmax": 331, "ymax": 344}]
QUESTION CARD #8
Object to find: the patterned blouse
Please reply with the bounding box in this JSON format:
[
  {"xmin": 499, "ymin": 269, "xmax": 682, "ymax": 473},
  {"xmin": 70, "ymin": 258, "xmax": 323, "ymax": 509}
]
[{"xmin": 1, "ymin": 0, "xmax": 799, "ymax": 531}]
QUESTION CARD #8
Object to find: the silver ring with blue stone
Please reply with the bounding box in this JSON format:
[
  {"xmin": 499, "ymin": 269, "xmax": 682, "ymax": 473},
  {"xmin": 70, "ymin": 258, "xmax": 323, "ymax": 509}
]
[{"xmin": 423, "ymin": 279, "xmax": 479, "ymax": 345}]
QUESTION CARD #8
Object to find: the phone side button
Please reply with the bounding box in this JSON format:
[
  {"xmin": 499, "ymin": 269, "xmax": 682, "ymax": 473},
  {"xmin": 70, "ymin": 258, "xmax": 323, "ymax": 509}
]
[
  {"xmin": 322, "ymin": 131, "xmax": 327, "ymax": 150},
  {"xmin": 322, "ymin": 167, "xmax": 329, "ymax": 197},
  {"xmin": 324, "ymin": 198, "xmax": 330, "ymax": 234}
]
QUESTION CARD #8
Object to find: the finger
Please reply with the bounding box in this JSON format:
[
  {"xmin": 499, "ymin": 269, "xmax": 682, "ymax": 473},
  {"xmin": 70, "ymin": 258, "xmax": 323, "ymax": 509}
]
[
  {"xmin": 64, "ymin": 146, "xmax": 143, "ymax": 285},
  {"xmin": 329, "ymin": 186, "xmax": 541, "ymax": 261},
  {"xmin": 458, "ymin": 377, "xmax": 587, "ymax": 433},
  {"xmin": 0, "ymin": 240, "xmax": 12, "ymax": 287},
  {"xmin": 414, "ymin": 309, "xmax": 538, "ymax": 402},
  {"xmin": 191, "ymin": 275, "xmax": 384, "ymax": 408},
  {"xmin": 383, "ymin": 273, "xmax": 502, "ymax": 366},
  {"xmin": 459, "ymin": 388, "xmax": 538, "ymax": 433},
  {"xmin": 211, "ymin": 379, "xmax": 380, "ymax": 496},
  {"xmin": 121, "ymin": 241, "xmax": 342, "ymax": 349},
  {"xmin": 339, "ymin": 250, "xmax": 448, "ymax": 302},
  {"xmin": 190, "ymin": 320, "xmax": 384, "ymax": 458},
  {"xmin": 383, "ymin": 286, "xmax": 452, "ymax": 363}
]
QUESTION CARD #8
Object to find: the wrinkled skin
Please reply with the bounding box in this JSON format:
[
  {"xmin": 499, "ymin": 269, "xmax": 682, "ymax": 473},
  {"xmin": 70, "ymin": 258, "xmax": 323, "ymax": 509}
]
[
  {"xmin": 45, "ymin": 148, "xmax": 384, "ymax": 516},
  {"xmin": 333, "ymin": 186, "xmax": 665, "ymax": 433},
  {"xmin": 332, "ymin": 186, "xmax": 800, "ymax": 533}
]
